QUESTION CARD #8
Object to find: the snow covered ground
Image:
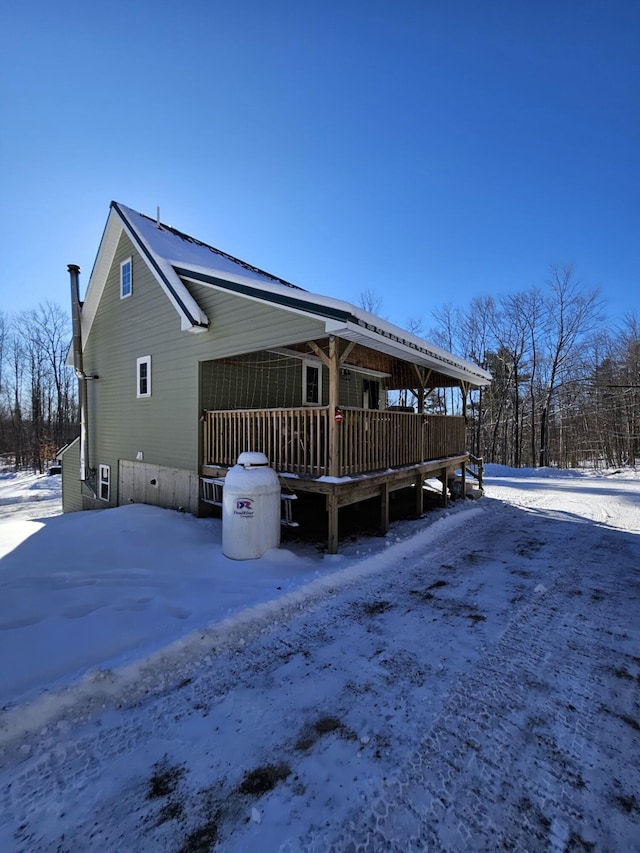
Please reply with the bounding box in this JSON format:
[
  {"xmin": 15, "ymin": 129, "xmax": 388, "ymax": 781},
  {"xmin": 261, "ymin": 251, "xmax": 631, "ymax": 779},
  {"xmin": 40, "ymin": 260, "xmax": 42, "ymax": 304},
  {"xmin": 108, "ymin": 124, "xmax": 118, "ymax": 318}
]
[{"xmin": 1, "ymin": 466, "xmax": 639, "ymax": 851}]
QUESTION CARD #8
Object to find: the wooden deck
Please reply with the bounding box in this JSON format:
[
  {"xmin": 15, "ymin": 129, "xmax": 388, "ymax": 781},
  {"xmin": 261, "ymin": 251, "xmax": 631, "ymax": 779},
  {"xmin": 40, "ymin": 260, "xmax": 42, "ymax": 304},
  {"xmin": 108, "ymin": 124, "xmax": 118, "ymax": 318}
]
[
  {"xmin": 201, "ymin": 407, "xmax": 469, "ymax": 553},
  {"xmin": 202, "ymin": 407, "xmax": 466, "ymax": 477}
]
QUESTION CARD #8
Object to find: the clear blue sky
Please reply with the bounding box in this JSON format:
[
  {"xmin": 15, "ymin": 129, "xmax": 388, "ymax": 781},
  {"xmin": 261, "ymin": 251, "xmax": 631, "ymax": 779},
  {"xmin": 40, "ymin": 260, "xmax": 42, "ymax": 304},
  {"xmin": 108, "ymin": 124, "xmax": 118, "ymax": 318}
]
[{"xmin": 1, "ymin": 0, "xmax": 638, "ymax": 331}]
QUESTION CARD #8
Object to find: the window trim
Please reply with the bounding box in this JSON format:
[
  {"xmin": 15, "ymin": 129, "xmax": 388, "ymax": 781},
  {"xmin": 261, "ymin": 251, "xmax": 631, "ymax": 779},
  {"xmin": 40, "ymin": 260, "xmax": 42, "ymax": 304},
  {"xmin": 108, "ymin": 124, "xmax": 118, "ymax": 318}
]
[
  {"xmin": 98, "ymin": 464, "xmax": 111, "ymax": 502},
  {"xmin": 137, "ymin": 355, "xmax": 151, "ymax": 398},
  {"xmin": 302, "ymin": 359, "xmax": 322, "ymax": 406},
  {"xmin": 120, "ymin": 257, "xmax": 132, "ymax": 299}
]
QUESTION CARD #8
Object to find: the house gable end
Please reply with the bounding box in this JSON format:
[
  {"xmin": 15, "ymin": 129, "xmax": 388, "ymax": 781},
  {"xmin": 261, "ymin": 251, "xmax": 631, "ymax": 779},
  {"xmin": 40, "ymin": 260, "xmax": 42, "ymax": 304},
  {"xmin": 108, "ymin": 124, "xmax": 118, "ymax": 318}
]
[{"xmin": 79, "ymin": 206, "xmax": 209, "ymax": 348}]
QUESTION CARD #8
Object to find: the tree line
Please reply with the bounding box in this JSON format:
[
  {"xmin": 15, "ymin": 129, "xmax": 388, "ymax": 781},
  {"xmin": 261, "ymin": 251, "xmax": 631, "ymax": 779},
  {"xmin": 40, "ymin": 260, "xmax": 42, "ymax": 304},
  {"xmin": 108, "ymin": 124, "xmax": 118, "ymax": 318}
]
[
  {"xmin": 0, "ymin": 304, "xmax": 79, "ymax": 473},
  {"xmin": 417, "ymin": 264, "xmax": 638, "ymax": 469}
]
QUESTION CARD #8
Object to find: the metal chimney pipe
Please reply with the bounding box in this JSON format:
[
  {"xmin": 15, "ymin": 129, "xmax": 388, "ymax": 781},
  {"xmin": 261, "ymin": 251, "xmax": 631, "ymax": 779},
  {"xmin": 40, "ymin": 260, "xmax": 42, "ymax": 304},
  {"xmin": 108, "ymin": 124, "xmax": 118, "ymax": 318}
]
[
  {"xmin": 68, "ymin": 264, "xmax": 83, "ymax": 378},
  {"xmin": 68, "ymin": 264, "xmax": 89, "ymax": 483}
]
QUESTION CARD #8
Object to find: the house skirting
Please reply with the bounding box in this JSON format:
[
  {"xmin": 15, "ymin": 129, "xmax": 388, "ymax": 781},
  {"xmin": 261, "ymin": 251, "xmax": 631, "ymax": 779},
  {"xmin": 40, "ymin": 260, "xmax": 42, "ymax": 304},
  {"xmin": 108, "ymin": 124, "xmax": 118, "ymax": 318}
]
[{"xmin": 119, "ymin": 460, "xmax": 200, "ymax": 515}]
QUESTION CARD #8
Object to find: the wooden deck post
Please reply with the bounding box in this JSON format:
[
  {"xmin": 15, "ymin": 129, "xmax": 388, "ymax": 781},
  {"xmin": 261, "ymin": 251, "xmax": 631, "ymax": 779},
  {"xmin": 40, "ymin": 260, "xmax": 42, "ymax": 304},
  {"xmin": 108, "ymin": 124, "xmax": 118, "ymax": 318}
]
[
  {"xmin": 460, "ymin": 381, "xmax": 468, "ymax": 499},
  {"xmin": 327, "ymin": 492, "xmax": 339, "ymax": 554},
  {"xmin": 328, "ymin": 336, "xmax": 339, "ymax": 477},
  {"xmin": 415, "ymin": 472, "xmax": 424, "ymax": 516},
  {"xmin": 380, "ymin": 482, "xmax": 389, "ymax": 535},
  {"xmin": 441, "ymin": 467, "xmax": 448, "ymax": 507}
]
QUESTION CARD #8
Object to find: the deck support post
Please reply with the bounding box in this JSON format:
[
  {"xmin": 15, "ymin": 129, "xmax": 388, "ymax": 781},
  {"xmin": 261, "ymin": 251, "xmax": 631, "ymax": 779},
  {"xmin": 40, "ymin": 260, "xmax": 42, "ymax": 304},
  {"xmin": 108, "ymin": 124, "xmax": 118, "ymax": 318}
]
[
  {"xmin": 461, "ymin": 454, "xmax": 467, "ymax": 499},
  {"xmin": 328, "ymin": 336, "xmax": 339, "ymax": 478},
  {"xmin": 380, "ymin": 483, "xmax": 389, "ymax": 535},
  {"xmin": 441, "ymin": 467, "xmax": 448, "ymax": 507},
  {"xmin": 415, "ymin": 472, "xmax": 424, "ymax": 516},
  {"xmin": 460, "ymin": 381, "xmax": 469, "ymax": 500},
  {"xmin": 327, "ymin": 492, "xmax": 339, "ymax": 554}
]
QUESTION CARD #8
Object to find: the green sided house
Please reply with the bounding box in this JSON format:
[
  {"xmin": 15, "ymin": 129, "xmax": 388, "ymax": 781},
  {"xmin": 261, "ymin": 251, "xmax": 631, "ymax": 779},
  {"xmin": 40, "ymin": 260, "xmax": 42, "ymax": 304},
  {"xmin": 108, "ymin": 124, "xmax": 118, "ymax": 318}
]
[{"xmin": 62, "ymin": 201, "xmax": 491, "ymax": 552}]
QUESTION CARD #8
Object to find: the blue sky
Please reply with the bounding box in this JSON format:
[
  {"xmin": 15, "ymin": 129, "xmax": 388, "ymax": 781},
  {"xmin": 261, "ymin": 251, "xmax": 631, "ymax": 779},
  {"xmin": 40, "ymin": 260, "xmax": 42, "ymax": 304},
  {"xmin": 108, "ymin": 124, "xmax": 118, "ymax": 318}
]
[{"xmin": 1, "ymin": 0, "xmax": 638, "ymax": 332}]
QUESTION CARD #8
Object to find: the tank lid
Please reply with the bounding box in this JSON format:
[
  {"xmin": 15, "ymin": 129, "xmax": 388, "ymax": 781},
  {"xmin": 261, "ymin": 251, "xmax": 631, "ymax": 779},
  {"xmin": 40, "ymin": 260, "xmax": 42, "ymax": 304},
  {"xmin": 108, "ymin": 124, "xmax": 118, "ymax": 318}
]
[{"xmin": 237, "ymin": 451, "xmax": 269, "ymax": 467}]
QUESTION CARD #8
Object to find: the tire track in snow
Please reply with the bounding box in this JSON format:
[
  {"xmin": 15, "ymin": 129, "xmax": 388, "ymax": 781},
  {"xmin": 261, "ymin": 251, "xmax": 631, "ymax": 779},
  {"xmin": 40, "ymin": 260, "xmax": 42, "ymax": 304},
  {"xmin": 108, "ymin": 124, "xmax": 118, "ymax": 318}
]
[
  {"xmin": 2, "ymin": 496, "xmax": 640, "ymax": 852},
  {"xmin": 294, "ymin": 517, "xmax": 640, "ymax": 852}
]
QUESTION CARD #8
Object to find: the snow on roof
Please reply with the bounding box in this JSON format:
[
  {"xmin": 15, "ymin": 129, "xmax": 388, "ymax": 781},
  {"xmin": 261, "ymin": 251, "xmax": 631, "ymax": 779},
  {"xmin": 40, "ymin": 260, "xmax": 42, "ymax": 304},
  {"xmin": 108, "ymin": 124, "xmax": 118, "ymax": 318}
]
[
  {"xmin": 113, "ymin": 202, "xmax": 491, "ymax": 386},
  {"xmin": 115, "ymin": 203, "xmax": 303, "ymax": 292}
]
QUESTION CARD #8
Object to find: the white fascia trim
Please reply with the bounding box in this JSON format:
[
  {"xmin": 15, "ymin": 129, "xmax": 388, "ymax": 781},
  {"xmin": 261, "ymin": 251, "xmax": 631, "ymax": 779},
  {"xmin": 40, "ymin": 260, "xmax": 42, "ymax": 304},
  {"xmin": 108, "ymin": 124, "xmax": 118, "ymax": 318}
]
[
  {"xmin": 79, "ymin": 211, "xmax": 209, "ymax": 348},
  {"xmin": 118, "ymin": 219, "xmax": 209, "ymax": 330},
  {"xmin": 269, "ymin": 347, "xmax": 324, "ymax": 366},
  {"xmin": 179, "ymin": 272, "xmax": 328, "ymax": 328},
  {"xmin": 80, "ymin": 210, "xmax": 122, "ymax": 348},
  {"xmin": 342, "ymin": 363, "xmax": 392, "ymax": 379},
  {"xmin": 178, "ymin": 265, "xmax": 490, "ymax": 385}
]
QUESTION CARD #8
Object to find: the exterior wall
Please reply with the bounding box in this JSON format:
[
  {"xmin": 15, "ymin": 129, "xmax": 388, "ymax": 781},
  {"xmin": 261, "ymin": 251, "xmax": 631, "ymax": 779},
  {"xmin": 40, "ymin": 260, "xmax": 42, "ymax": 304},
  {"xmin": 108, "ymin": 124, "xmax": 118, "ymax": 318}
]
[
  {"xmin": 339, "ymin": 368, "xmax": 388, "ymax": 409},
  {"xmin": 202, "ymin": 352, "xmax": 301, "ymax": 410},
  {"xmin": 61, "ymin": 437, "xmax": 83, "ymax": 512},
  {"xmin": 202, "ymin": 352, "xmax": 330, "ymax": 410},
  {"xmin": 81, "ymin": 231, "xmax": 327, "ymax": 509},
  {"xmin": 200, "ymin": 354, "xmax": 390, "ymax": 412}
]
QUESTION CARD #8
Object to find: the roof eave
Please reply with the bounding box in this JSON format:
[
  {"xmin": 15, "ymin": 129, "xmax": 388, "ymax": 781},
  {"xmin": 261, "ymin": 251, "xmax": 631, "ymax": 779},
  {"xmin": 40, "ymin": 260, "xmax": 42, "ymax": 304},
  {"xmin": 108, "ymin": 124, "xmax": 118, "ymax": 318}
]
[
  {"xmin": 325, "ymin": 319, "xmax": 492, "ymax": 387},
  {"xmin": 112, "ymin": 203, "xmax": 209, "ymax": 331},
  {"xmin": 175, "ymin": 264, "xmax": 491, "ymax": 387}
]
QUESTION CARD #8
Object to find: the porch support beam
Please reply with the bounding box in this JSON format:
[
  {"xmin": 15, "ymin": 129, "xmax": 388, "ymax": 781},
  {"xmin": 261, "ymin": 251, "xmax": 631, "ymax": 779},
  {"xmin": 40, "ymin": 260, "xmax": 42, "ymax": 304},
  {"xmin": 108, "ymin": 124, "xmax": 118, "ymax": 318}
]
[
  {"xmin": 328, "ymin": 335, "xmax": 340, "ymax": 477},
  {"xmin": 380, "ymin": 483, "xmax": 389, "ymax": 535},
  {"xmin": 412, "ymin": 366, "xmax": 432, "ymax": 414},
  {"xmin": 460, "ymin": 381, "xmax": 469, "ymax": 500},
  {"xmin": 460, "ymin": 380, "xmax": 469, "ymax": 417},
  {"xmin": 338, "ymin": 341, "xmax": 356, "ymax": 365},
  {"xmin": 415, "ymin": 472, "xmax": 424, "ymax": 516},
  {"xmin": 308, "ymin": 341, "xmax": 331, "ymax": 368},
  {"xmin": 327, "ymin": 493, "xmax": 339, "ymax": 554},
  {"xmin": 308, "ymin": 338, "xmax": 356, "ymax": 369},
  {"xmin": 441, "ymin": 467, "xmax": 448, "ymax": 508}
]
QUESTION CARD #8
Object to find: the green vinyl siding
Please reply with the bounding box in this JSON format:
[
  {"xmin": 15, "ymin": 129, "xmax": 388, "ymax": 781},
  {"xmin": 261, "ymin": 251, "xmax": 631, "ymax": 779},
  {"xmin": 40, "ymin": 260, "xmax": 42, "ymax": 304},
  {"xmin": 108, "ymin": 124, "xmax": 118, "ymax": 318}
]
[
  {"xmin": 202, "ymin": 352, "xmax": 301, "ymax": 410},
  {"xmin": 339, "ymin": 370, "xmax": 363, "ymax": 408},
  {"xmin": 81, "ymin": 232, "xmax": 327, "ymax": 500},
  {"xmin": 185, "ymin": 281, "xmax": 326, "ymax": 357},
  {"xmin": 201, "ymin": 352, "xmax": 331, "ymax": 410}
]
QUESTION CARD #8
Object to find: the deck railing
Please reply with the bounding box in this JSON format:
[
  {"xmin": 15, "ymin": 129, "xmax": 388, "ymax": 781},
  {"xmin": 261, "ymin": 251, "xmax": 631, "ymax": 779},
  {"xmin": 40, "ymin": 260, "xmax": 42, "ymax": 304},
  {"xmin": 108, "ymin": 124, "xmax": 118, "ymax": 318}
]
[{"xmin": 202, "ymin": 408, "xmax": 466, "ymax": 477}]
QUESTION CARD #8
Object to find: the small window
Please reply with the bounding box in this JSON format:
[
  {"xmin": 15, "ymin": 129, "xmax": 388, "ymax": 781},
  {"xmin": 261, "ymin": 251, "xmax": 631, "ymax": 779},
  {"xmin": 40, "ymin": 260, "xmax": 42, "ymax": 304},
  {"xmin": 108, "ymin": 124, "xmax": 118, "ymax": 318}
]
[
  {"xmin": 303, "ymin": 361, "xmax": 321, "ymax": 405},
  {"xmin": 363, "ymin": 378, "xmax": 380, "ymax": 410},
  {"xmin": 120, "ymin": 257, "xmax": 132, "ymax": 299},
  {"xmin": 137, "ymin": 355, "xmax": 151, "ymax": 398},
  {"xmin": 99, "ymin": 464, "xmax": 110, "ymax": 502}
]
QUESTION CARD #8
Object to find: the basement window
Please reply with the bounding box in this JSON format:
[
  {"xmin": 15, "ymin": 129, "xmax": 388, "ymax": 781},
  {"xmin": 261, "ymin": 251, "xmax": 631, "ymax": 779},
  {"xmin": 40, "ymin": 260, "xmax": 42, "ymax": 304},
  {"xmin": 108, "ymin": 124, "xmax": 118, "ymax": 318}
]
[
  {"xmin": 120, "ymin": 257, "xmax": 132, "ymax": 299},
  {"xmin": 137, "ymin": 355, "xmax": 151, "ymax": 398},
  {"xmin": 98, "ymin": 464, "xmax": 110, "ymax": 502}
]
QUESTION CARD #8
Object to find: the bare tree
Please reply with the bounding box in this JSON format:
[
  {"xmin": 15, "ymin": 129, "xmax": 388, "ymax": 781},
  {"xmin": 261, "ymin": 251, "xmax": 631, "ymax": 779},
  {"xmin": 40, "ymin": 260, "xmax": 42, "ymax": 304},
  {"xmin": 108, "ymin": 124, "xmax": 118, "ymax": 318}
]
[
  {"xmin": 0, "ymin": 303, "xmax": 77, "ymax": 471},
  {"xmin": 358, "ymin": 288, "xmax": 384, "ymax": 316},
  {"xmin": 493, "ymin": 292, "xmax": 532, "ymax": 466},
  {"xmin": 0, "ymin": 312, "xmax": 7, "ymax": 458},
  {"xmin": 459, "ymin": 296, "xmax": 496, "ymax": 457},
  {"xmin": 430, "ymin": 303, "xmax": 461, "ymax": 415},
  {"xmin": 538, "ymin": 265, "xmax": 602, "ymax": 467}
]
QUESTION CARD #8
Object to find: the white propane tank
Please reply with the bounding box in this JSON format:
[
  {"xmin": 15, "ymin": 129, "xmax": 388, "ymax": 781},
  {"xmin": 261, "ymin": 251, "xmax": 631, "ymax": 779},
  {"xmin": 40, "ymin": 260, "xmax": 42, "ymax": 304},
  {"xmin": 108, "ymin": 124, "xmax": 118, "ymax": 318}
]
[{"xmin": 222, "ymin": 452, "xmax": 281, "ymax": 560}]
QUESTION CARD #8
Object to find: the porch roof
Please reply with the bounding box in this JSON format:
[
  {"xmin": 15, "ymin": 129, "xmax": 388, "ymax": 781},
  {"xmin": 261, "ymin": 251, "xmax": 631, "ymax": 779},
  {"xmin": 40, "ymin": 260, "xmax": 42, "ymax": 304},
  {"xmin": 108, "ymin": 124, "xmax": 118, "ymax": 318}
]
[{"xmin": 176, "ymin": 264, "xmax": 491, "ymax": 388}]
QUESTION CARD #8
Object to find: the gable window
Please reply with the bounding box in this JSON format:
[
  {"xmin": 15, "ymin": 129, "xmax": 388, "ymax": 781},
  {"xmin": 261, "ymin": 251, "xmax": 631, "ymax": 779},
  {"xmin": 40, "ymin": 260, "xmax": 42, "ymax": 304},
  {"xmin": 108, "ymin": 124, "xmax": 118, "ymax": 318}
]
[
  {"xmin": 303, "ymin": 361, "xmax": 321, "ymax": 405},
  {"xmin": 98, "ymin": 464, "xmax": 110, "ymax": 501},
  {"xmin": 137, "ymin": 355, "xmax": 151, "ymax": 398},
  {"xmin": 120, "ymin": 257, "xmax": 132, "ymax": 299}
]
